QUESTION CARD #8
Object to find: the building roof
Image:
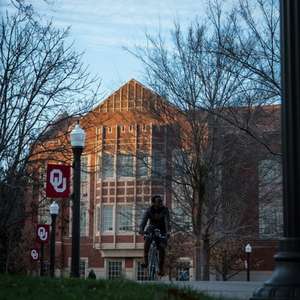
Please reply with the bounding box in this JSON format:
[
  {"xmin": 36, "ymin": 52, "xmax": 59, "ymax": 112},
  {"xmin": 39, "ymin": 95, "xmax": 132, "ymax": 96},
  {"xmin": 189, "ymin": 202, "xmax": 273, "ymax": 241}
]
[{"xmin": 93, "ymin": 78, "xmax": 161, "ymax": 113}]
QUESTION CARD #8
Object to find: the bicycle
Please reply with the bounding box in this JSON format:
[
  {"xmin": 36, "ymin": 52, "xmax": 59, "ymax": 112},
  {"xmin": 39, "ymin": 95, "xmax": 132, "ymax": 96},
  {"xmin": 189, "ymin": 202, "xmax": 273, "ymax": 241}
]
[{"xmin": 144, "ymin": 228, "xmax": 166, "ymax": 280}]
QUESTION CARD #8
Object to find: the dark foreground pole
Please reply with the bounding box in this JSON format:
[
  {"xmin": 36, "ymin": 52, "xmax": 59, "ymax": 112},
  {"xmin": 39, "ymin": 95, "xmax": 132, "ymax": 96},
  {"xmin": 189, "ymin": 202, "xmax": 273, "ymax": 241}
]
[
  {"xmin": 247, "ymin": 252, "xmax": 250, "ymax": 282},
  {"xmin": 70, "ymin": 147, "xmax": 82, "ymax": 278},
  {"xmin": 40, "ymin": 243, "xmax": 44, "ymax": 276},
  {"xmin": 49, "ymin": 201, "xmax": 59, "ymax": 277},
  {"xmin": 50, "ymin": 214, "xmax": 57, "ymax": 277},
  {"xmin": 251, "ymin": 1, "xmax": 300, "ymax": 299}
]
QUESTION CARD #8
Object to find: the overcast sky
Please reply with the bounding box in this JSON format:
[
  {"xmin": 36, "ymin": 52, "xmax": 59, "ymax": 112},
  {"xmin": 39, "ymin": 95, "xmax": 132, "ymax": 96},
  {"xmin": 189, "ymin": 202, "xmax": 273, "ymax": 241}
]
[{"xmin": 2, "ymin": 0, "xmax": 209, "ymax": 96}]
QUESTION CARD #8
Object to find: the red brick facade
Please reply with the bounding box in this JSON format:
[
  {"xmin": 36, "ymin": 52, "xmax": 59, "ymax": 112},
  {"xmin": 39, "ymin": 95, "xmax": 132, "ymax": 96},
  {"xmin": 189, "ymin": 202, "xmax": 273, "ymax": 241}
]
[{"xmin": 27, "ymin": 79, "xmax": 281, "ymax": 281}]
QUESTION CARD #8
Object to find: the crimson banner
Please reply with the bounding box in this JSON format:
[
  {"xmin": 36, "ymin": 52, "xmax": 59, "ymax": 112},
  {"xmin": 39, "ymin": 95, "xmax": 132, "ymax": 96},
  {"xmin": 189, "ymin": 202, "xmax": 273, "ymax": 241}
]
[
  {"xmin": 36, "ymin": 224, "xmax": 50, "ymax": 243},
  {"xmin": 46, "ymin": 164, "xmax": 70, "ymax": 198},
  {"xmin": 30, "ymin": 248, "xmax": 39, "ymax": 261}
]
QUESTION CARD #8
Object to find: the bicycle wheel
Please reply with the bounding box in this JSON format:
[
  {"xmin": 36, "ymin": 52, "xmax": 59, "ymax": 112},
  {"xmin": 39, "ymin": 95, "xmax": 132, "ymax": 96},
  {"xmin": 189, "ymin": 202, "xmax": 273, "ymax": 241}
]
[{"xmin": 148, "ymin": 242, "xmax": 159, "ymax": 280}]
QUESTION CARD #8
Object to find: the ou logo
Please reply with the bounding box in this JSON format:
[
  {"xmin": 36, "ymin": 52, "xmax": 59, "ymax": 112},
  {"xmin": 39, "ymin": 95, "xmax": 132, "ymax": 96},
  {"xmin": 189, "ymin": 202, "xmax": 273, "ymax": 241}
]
[
  {"xmin": 50, "ymin": 169, "xmax": 67, "ymax": 193},
  {"xmin": 31, "ymin": 249, "xmax": 39, "ymax": 261},
  {"xmin": 37, "ymin": 226, "xmax": 48, "ymax": 241}
]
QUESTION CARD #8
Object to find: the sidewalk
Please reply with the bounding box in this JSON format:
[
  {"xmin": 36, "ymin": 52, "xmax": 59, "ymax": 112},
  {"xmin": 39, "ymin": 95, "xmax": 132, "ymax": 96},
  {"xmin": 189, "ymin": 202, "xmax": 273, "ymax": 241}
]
[{"xmin": 164, "ymin": 281, "xmax": 262, "ymax": 300}]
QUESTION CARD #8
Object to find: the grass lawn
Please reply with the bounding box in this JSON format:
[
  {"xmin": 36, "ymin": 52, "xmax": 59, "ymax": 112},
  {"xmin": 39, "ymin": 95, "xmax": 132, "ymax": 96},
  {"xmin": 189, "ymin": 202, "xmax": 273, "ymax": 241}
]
[{"xmin": 0, "ymin": 274, "xmax": 229, "ymax": 300}]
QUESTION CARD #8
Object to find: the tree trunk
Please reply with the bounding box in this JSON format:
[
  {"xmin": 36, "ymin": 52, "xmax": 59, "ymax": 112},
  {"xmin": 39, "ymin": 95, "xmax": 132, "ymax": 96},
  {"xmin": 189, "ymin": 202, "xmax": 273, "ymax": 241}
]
[
  {"xmin": 202, "ymin": 236, "xmax": 210, "ymax": 280},
  {"xmin": 0, "ymin": 233, "xmax": 8, "ymax": 273},
  {"xmin": 222, "ymin": 273, "xmax": 228, "ymax": 281},
  {"xmin": 222, "ymin": 251, "xmax": 228, "ymax": 281},
  {"xmin": 168, "ymin": 268, "xmax": 172, "ymax": 282},
  {"xmin": 194, "ymin": 235, "xmax": 202, "ymax": 280},
  {"xmin": 5, "ymin": 240, "xmax": 10, "ymax": 274},
  {"xmin": 192, "ymin": 173, "xmax": 205, "ymax": 281}
]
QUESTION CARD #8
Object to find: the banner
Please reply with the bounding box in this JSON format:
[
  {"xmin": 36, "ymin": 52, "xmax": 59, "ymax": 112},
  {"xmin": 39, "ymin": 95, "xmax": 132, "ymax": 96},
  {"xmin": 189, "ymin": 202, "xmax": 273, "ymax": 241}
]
[
  {"xmin": 46, "ymin": 164, "xmax": 70, "ymax": 198},
  {"xmin": 36, "ymin": 224, "xmax": 50, "ymax": 243},
  {"xmin": 30, "ymin": 248, "xmax": 39, "ymax": 261}
]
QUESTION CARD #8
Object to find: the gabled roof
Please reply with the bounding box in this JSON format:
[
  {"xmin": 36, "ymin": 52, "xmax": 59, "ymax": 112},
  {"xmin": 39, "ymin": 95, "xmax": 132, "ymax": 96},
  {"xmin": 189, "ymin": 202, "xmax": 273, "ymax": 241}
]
[{"xmin": 93, "ymin": 79, "xmax": 161, "ymax": 114}]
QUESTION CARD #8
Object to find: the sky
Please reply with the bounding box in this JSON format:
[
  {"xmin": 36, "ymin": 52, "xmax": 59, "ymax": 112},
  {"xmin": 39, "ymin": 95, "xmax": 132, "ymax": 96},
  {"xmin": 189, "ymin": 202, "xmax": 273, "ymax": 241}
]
[{"xmin": 2, "ymin": 0, "xmax": 208, "ymax": 96}]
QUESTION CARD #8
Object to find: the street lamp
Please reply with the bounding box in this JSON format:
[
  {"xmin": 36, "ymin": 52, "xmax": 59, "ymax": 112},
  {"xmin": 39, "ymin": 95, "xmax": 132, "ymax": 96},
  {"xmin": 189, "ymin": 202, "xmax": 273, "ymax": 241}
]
[
  {"xmin": 250, "ymin": 1, "xmax": 300, "ymax": 299},
  {"xmin": 245, "ymin": 243, "xmax": 252, "ymax": 282},
  {"xmin": 49, "ymin": 201, "xmax": 59, "ymax": 277},
  {"xmin": 70, "ymin": 121, "xmax": 85, "ymax": 278}
]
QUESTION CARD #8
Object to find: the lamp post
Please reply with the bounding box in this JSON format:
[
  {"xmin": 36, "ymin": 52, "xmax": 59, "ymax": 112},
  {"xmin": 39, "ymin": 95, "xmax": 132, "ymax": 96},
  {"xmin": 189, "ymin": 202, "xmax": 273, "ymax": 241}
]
[
  {"xmin": 40, "ymin": 243, "xmax": 44, "ymax": 277},
  {"xmin": 245, "ymin": 243, "xmax": 252, "ymax": 282},
  {"xmin": 70, "ymin": 122, "xmax": 85, "ymax": 278},
  {"xmin": 49, "ymin": 201, "xmax": 59, "ymax": 278},
  {"xmin": 251, "ymin": 1, "xmax": 300, "ymax": 299}
]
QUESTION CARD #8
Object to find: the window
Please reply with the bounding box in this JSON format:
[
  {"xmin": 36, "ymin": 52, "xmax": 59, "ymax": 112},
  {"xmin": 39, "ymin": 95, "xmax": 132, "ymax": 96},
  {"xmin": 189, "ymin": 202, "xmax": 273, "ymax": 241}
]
[
  {"xmin": 259, "ymin": 207, "xmax": 283, "ymax": 238},
  {"xmin": 117, "ymin": 205, "xmax": 133, "ymax": 232},
  {"xmin": 38, "ymin": 166, "xmax": 50, "ymax": 224},
  {"xmin": 108, "ymin": 261, "xmax": 122, "ymax": 279},
  {"xmin": 129, "ymin": 125, "xmax": 134, "ymax": 132},
  {"xmin": 136, "ymin": 261, "xmax": 148, "ymax": 281},
  {"xmin": 258, "ymin": 159, "xmax": 283, "ymax": 238},
  {"xmin": 172, "ymin": 150, "xmax": 188, "ymax": 177},
  {"xmin": 96, "ymin": 206, "xmax": 101, "ymax": 232},
  {"xmin": 101, "ymin": 152, "xmax": 114, "ymax": 178},
  {"xmin": 258, "ymin": 159, "xmax": 282, "ymax": 186},
  {"xmin": 98, "ymin": 155, "xmax": 102, "ymax": 178},
  {"xmin": 39, "ymin": 165, "xmax": 46, "ymax": 188},
  {"xmin": 171, "ymin": 180, "xmax": 193, "ymax": 231},
  {"xmin": 152, "ymin": 152, "xmax": 166, "ymax": 178},
  {"xmin": 172, "ymin": 206, "xmax": 192, "ymax": 231},
  {"xmin": 81, "ymin": 156, "xmax": 88, "ymax": 182},
  {"xmin": 81, "ymin": 181, "xmax": 89, "ymax": 200},
  {"xmin": 117, "ymin": 154, "xmax": 133, "ymax": 177},
  {"xmin": 136, "ymin": 152, "xmax": 149, "ymax": 177},
  {"xmin": 80, "ymin": 206, "xmax": 88, "ymax": 236},
  {"xmin": 135, "ymin": 204, "xmax": 147, "ymax": 230},
  {"xmin": 80, "ymin": 260, "xmax": 86, "ymax": 278},
  {"xmin": 101, "ymin": 205, "xmax": 113, "ymax": 232},
  {"xmin": 215, "ymin": 165, "xmax": 222, "ymax": 198},
  {"xmin": 120, "ymin": 125, "xmax": 125, "ymax": 132},
  {"xmin": 38, "ymin": 202, "xmax": 51, "ymax": 225}
]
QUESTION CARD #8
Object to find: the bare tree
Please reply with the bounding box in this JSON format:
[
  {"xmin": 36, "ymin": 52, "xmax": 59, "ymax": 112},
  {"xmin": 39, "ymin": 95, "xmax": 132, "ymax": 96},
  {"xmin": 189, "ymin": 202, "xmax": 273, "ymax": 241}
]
[
  {"xmin": 207, "ymin": 0, "xmax": 281, "ymax": 155},
  {"xmin": 210, "ymin": 0, "xmax": 280, "ymax": 98},
  {"xmin": 0, "ymin": 8, "xmax": 100, "ymax": 273},
  {"xmin": 127, "ymin": 18, "xmax": 252, "ymax": 279},
  {"xmin": 127, "ymin": 0, "xmax": 281, "ymax": 281},
  {"xmin": 165, "ymin": 232, "xmax": 193, "ymax": 281}
]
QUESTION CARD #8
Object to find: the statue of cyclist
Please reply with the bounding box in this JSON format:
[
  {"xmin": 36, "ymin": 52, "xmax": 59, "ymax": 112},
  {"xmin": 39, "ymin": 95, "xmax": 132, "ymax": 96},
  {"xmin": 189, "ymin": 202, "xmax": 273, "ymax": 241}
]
[{"xmin": 139, "ymin": 195, "xmax": 171, "ymax": 276}]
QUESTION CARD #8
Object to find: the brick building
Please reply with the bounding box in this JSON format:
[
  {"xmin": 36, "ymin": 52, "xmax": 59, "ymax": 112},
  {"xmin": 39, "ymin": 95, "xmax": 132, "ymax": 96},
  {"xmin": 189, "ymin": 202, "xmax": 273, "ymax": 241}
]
[
  {"xmin": 31, "ymin": 79, "xmax": 179, "ymax": 280},
  {"xmin": 217, "ymin": 105, "xmax": 282, "ymax": 280},
  {"xmin": 29, "ymin": 79, "xmax": 282, "ymax": 281}
]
